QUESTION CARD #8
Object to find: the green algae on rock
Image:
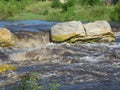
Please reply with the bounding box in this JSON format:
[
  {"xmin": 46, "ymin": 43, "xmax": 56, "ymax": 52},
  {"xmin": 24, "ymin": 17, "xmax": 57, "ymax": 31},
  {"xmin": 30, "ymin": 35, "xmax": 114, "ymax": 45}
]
[{"xmin": 0, "ymin": 64, "xmax": 16, "ymax": 73}]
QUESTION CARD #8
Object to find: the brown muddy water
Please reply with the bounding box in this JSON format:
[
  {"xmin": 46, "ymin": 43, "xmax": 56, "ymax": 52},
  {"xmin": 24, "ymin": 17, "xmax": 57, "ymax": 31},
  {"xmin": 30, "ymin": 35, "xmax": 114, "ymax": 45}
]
[{"xmin": 0, "ymin": 20, "xmax": 120, "ymax": 90}]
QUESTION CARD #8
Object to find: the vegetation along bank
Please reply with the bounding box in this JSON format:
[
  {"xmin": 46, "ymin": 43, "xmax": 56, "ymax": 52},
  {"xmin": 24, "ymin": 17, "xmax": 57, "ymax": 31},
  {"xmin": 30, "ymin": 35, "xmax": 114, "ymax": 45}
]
[{"xmin": 0, "ymin": 0, "xmax": 119, "ymax": 22}]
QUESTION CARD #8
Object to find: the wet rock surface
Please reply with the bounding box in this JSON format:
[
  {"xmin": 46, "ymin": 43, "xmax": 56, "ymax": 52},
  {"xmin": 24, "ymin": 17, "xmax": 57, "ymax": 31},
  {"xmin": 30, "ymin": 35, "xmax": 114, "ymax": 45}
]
[{"xmin": 0, "ymin": 20, "xmax": 120, "ymax": 90}]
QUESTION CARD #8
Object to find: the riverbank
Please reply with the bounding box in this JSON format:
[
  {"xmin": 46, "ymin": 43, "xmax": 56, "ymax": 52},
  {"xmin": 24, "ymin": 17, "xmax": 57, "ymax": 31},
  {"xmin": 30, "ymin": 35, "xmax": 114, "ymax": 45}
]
[{"xmin": 0, "ymin": 1, "xmax": 118, "ymax": 22}]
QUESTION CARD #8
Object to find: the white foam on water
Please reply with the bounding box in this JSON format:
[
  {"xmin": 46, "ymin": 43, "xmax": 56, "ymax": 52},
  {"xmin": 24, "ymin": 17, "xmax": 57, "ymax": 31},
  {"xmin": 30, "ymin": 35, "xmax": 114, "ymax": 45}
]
[{"xmin": 80, "ymin": 56, "xmax": 102, "ymax": 63}]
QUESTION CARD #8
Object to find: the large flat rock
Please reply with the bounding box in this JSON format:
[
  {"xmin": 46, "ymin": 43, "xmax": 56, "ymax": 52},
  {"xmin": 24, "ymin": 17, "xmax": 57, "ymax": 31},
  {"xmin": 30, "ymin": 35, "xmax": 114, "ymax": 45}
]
[{"xmin": 51, "ymin": 21, "xmax": 85, "ymax": 42}]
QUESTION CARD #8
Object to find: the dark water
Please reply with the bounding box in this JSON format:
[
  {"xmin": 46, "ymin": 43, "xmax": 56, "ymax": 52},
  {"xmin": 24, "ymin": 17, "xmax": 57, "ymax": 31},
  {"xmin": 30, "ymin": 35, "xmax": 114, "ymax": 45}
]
[
  {"xmin": 0, "ymin": 20, "xmax": 119, "ymax": 31},
  {"xmin": 0, "ymin": 20, "xmax": 120, "ymax": 90},
  {"xmin": 0, "ymin": 20, "xmax": 58, "ymax": 32}
]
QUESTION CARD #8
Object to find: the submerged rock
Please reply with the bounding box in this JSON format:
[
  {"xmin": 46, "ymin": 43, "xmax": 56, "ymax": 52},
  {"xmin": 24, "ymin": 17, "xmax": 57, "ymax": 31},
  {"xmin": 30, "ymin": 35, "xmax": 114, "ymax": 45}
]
[
  {"xmin": 51, "ymin": 20, "xmax": 116, "ymax": 43},
  {"xmin": 0, "ymin": 28, "xmax": 16, "ymax": 47},
  {"xmin": 0, "ymin": 64, "xmax": 16, "ymax": 73}
]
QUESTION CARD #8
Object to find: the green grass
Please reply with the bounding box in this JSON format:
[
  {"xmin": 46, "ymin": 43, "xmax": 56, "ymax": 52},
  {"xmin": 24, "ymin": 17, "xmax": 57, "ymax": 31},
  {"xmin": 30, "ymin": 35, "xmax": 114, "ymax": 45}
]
[
  {"xmin": 7, "ymin": 1, "xmax": 61, "ymax": 20},
  {"xmin": 73, "ymin": 5, "xmax": 114, "ymax": 21},
  {"xmin": 7, "ymin": 12, "xmax": 47, "ymax": 20},
  {"xmin": 0, "ymin": 1, "xmax": 117, "ymax": 22},
  {"xmin": 46, "ymin": 4, "xmax": 114, "ymax": 22}
]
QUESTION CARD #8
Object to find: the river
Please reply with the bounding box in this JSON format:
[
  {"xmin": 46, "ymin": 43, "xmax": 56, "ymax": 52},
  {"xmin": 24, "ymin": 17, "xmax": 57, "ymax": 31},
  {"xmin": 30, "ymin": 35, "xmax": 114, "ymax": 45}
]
[{"xmin": 0, "ymin": 20, "xmax": 120, "ymax": 90}]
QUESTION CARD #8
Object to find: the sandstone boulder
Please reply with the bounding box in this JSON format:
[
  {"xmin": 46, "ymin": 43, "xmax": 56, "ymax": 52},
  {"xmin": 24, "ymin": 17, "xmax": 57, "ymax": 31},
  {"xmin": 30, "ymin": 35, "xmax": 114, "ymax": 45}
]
[
  {"xmin": 84, "ymin": 20, "xmax": 116, "ymax": 42},
  {"xmin": 51, "ymin": 21, "xmax": 85, "ymax": 42},
  {"xmin": 51, "ymin": 20, "xmax": 116, "ymax": 43},
  {"xmin": 0, "ymin": 28, "xmax": 16, "ymax": 47}
]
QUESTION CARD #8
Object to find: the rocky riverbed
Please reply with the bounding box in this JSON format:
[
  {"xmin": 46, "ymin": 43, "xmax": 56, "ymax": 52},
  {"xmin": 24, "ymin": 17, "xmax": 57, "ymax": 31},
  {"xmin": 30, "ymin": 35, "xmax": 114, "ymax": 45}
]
[
  {"xmin": 0, "ymin": 42, "xmax": 120, "ymax": 90},
  {"xmin": 0, "ymin": 20, "xmax": 120, "ymax": 90}
]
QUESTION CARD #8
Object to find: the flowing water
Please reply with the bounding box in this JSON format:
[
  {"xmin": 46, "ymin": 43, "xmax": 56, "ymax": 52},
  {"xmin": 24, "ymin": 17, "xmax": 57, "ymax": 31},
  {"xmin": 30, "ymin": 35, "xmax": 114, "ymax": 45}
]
[{"xmin": 0, "ymin": 20, "xmax": 120, "ymax": 90}]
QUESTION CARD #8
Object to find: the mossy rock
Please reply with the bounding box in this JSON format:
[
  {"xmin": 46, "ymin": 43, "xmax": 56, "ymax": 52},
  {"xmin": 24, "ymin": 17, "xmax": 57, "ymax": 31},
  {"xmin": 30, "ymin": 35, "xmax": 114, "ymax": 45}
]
[
  {"xmin": 0, "ymin": 28, "xmax": 16, "ymax": 47},
  {"xmin": 52, "ymin": 33, "xmax": 79, "ymax": 42},
  {"xmin": 0, "ymin": 64, "xmax": 16, "ymax": 73},
  {"xmin": 68, "ymin": 36, "xmax": 102, "ymax": 43}
]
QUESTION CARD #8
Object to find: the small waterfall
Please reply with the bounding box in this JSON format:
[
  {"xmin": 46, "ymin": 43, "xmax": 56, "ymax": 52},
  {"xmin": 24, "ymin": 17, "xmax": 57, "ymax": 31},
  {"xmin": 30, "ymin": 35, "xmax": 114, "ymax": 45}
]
[{"xmin": 14, "ymin": 30, "xmax": 50, "ymax": 48}]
